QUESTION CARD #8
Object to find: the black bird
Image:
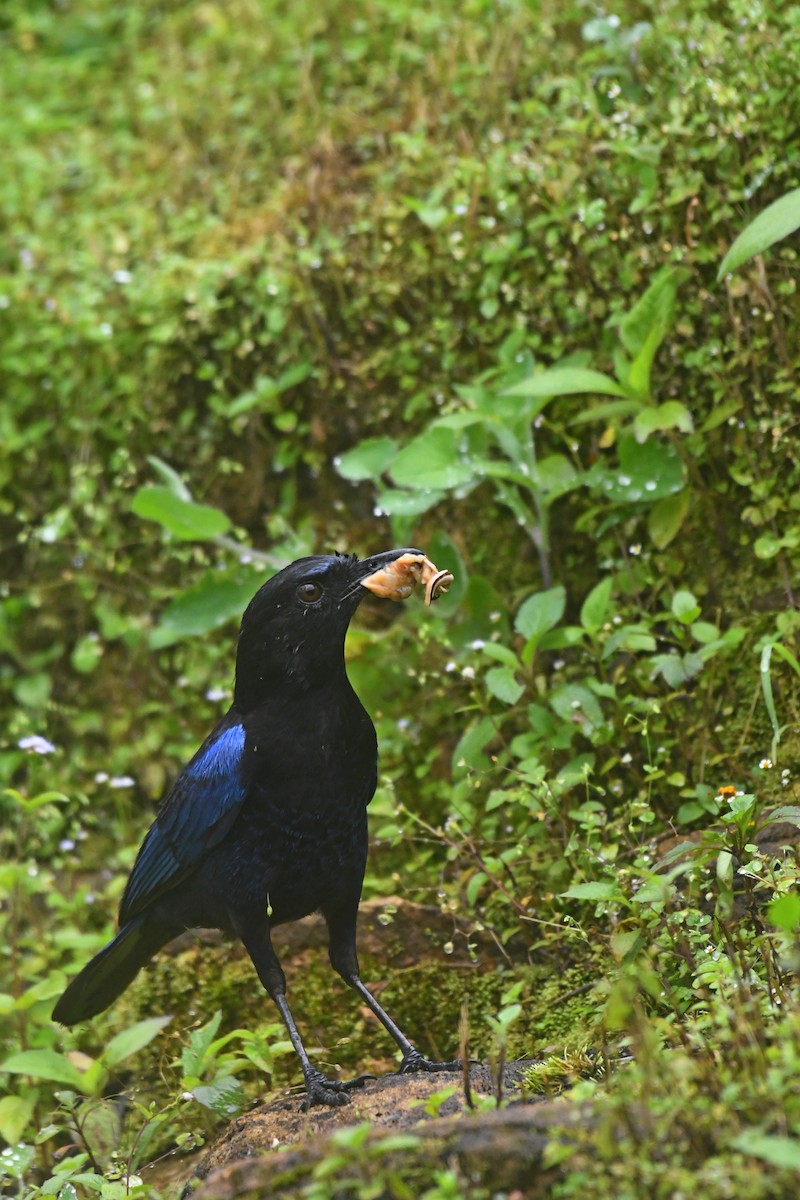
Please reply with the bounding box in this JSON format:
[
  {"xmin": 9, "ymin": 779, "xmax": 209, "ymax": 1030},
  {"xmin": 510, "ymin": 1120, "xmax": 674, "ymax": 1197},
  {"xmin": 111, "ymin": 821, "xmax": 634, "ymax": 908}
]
[{"xmin": 53, "ymin": 549, "xmax": 456, "ymax": 1107}]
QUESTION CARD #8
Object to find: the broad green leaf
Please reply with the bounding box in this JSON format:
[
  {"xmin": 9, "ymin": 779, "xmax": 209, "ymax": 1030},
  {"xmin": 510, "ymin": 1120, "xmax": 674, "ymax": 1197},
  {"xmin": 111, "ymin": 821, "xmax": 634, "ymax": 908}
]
[
  {"xmin": 102, "ymin": 1016, "xmax": 172, "ymax": 1069},
  {"xmin": 730, "ymin": 1131, "xmax": 800, "ymax": 1170},
  {"xmin": 158, "ymin": 573, "xmax": 263, "ymax": 639},
  {"xmin": 0, "ymin": 1049, "xmax": 88, "ymax": 1091},
  {"xmin": 587, "ymin": 435, "xmax": 685, "ymax": 505},
  {"xmin": 192, "ymin": 1076, "xmax": 244, "ymax": 1118},
  {"xmin": 618, "ymin": 266, "xmax": 688, "ymax": 359},
  {"xmin": 766, "ymin": 805, "xmax": 800, "ymax": 826},
  {"xmin": 767, "ymin": 892, "xmax": 800, "ymax": 932},
  {"xmin": 389, "ymin": 426, "xmax": 475, "ymax": 491},
  {"xmin": 515, "ymin": 586, "xmax": 566, "ymax": 640},
  {"xmin": 504, "ymin": 367, "xmax": 626, "ymax": 400},
  {"xmin": 550, "ymin": 684, "xmax": 604, "ymax": 733},
  {"xmin": 554, "ymin": 752, "xmax": 596, "ymax": 791},
  {"xmin": 570, "ymin": 399, "xmax": 642, "ymax": 426},
  {"xmin": 718, "ymin": 186, "xmax": 800, "ymax": 279},
  {"xmin": 485, "ymin": 666, "xmax": 524, "ymax": 706},
  {"xmin": 131, "ymin": 487, "xmax": 231, "ymax": 541},
  {"xmin": 534, "ymin": 453, "xmax": 579, "ymax": 497},
  {"xmin": 700, "ymin": 396, "xmax": 742, "ymax": 432},
  {"xmin": 754, "ymin": 530, "xmax": 800, "ymax": 559},
  {"xmin": 373, "ymin": 488, "xmax": 445, "ymax": 516},
  {"xmin": 0, "ymin": 1094, "xmax": 37, "ymax": 1145},
  {"xmin": 480, "ymin": 642, "xmax": 520, "ymax": 668},
  {"xmin": 335, "ymin": 437, "xmax": 398, "ymax": 481},
  {"xmin": 633, "ymin": 401, "xmax": 694, "ymax": 443},
  {"xmin": 77, "ymin": 1099, "xmax": 124, "ymax": 1170},
  {"xmin": 71, "ymin": 634, "xmax": 103, "ymax": 675},
  {"xmin": 452, "ymin": 716, "xmax": 495, "ymax": 776},
  {"xmin": 648, "ymin": 489, "xmax": 690, "ymax": 549},
  {"xmin": 561, "ymin": 880, "xmax": 622, "ymax": 901},
  {"xmin": 580, "ymin": 577, "xmax": 613, "ymax": 637},
  {"xmin": 671, "ymin": 590, "xmax": 700, "ymax": 623}
]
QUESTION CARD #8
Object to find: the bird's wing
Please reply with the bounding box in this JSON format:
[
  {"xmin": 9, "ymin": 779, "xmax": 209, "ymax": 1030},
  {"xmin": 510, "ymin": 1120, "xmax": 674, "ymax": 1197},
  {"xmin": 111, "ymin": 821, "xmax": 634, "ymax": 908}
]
[{"xmin": 119, "ymin": 717, "xmax": 249, "ymax": 923}]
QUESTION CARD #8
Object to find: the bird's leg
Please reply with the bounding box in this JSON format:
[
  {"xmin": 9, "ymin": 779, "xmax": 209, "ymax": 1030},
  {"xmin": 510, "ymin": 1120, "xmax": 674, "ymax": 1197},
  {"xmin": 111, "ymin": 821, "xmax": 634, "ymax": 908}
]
[
  {"xmin": 237, "ymin": 919, "xmax": 369, "ymax": 1109},
  {"xmin": 327, "ymin": 914, "xmax": 460, "ymax": 1076}
]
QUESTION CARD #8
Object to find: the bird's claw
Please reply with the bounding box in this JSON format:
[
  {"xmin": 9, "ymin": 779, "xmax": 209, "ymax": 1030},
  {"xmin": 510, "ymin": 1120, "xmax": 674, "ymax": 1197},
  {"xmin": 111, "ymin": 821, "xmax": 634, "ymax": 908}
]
[
  {"xmin": 302, "ymin": 1068, "xmax": 374, "ymax": 1109},
  {"xmin": 398, "ymin": 1048, "xmax": 461, "ymax": 1075}
]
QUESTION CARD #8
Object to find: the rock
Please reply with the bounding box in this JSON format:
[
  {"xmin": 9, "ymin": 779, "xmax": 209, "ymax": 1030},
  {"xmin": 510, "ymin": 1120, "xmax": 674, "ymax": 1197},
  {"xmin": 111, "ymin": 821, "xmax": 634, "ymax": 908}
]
[{"xmin": 180, "ymin": 1062, "xmax": 590, "ymax": 1199}]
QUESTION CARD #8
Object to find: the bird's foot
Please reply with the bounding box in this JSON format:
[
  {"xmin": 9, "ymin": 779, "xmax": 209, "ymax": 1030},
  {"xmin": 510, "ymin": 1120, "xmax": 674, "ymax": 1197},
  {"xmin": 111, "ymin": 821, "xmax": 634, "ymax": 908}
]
[
  {"xmin": 397, "ymin": 1048, "xmax": 461, "ymax": 1075},
  {"xmin": 301, "ymin": 1068, "xmax": 375, "ymax": 1109}
]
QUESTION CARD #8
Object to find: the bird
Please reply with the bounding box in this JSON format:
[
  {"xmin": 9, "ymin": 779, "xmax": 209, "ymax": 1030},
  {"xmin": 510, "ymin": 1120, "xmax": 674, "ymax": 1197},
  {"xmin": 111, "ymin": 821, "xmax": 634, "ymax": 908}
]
[{"xmin": 53, "ymin": 548, "xmax": 457, "ymax": 1107}]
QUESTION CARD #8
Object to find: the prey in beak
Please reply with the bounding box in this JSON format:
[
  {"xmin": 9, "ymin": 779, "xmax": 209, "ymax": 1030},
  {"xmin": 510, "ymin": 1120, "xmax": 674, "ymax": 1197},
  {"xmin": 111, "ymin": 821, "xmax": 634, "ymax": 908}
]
[{"xmin": 360, "ymin": 552, "xmax": 454, "ymax": 606}]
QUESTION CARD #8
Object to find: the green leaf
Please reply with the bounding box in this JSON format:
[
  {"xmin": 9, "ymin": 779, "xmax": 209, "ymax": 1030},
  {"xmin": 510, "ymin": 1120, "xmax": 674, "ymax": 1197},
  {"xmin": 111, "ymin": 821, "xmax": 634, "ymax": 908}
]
[
  {"xmin": 504, "ymin": 367, "xmax": 626, "ymax": 400},
  {"xmin": 671, "ymin": 590, "xmax": 700, "ymax": 623},
  {"xmin": 587, "ymin": 435, "xmax": 685, "ymax": 505},
  {"xmin": 569, "ymin": 399, "xmax": 643, "ymax": 426},
  {"xmin": 452, "ymin": 716, "xmax": 495, "ymax": 777},
  {"xmin": 158, "ymin": 573, "xmax": 262, "ymax": 639},
  {"xmin": 515, "ymin": 586, "xmax": 566, "ymax": 640},
  {"xmin": 730, "ymin": 1131, "xmax": 800, "ymax": 1170},
  {"xmin": 131, "ymin": 487, "xmax": 231, "ymax": 541},
  {"xmin": 0, "ymin": 1093, "xmax": 37, "ymax": 1144},
  {"xmin": 389, "ymin": 426, "xmax": 475, "ymax": 491},
  {"xmin": 335, "ymin": 437, "xmax": 398, "ymax": 482},
  {"xmin": 192, "ymin": 1076, "xmax": 244, "ymax": 1118},
  {"xmin": 485, "ymin": 667, "xmax": 524, "ymax": 706},
  {"xmin": 550, "ymin": 684, "xmax": 604, "ymax": 733},
  {"xmin": 102, "ymin": 1016, "xmax": 172, "ymax": 1069},
  {"xmin": 648, "ymin": 489, "xmax": 690, "ymax": 549},
  {"xmin": 633, "ymin": 401, "xmax": 694, "ymax": 443},
  {"xmin": 71, "ymin": 634, "xmax": 103, "ymax": 675},
  {"xmin": 767, "ymin": 892, "xmax": 800, "ymax": 932},
  {"xmin": 561, "ymin": 881, "xmax": 623, "ymax": 901},
  {"xmin": 373, "ymin": 487, "xmax": 445, "ymax": 517},
  {"xmin": 580, "ymin": 577, "xmax": 613, "ymax": 637},
  {"xmin": 0, "ymin": 1049, "xmax": 88, "ymax": 1091},
  {"xmin": 718, "ymin": 186, "xmax": 800, "ymax": 279},
  {"xmin": 618, "ymin": 266, "xmax": 688, "ymax": 359},
  {"xmin": 480, "ymin": 642, "xmax": 520, "ymax": 668},
  {"xmin": 182, "ymin": 1011, "xmax": 224, "ymax": 1078}
]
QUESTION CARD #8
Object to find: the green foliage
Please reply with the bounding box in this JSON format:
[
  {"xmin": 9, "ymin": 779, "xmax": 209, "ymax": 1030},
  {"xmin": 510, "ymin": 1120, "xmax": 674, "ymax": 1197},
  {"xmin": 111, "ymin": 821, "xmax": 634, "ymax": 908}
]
[
  {"xmin": 718, "ymin": 186, "xmax": 800, "ymax": 279},
  {"xmin": 2, "ymin": 0, "xmax": 800, "ymax": 1194}
]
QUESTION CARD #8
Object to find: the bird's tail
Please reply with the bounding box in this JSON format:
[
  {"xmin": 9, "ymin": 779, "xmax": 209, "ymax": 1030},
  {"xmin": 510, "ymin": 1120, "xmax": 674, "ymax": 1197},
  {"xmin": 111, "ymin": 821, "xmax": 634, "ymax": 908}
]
[{"xmin": 52, "ymin": 915, "xmax": 171, "ymax": 1025}]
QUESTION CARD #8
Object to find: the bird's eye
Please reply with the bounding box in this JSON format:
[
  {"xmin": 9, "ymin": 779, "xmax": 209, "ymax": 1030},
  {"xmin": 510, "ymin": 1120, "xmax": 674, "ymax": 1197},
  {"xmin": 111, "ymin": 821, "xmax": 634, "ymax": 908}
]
[{"xmin": 297, "ymin": 582, "xmax": 323, "ymax": 604}]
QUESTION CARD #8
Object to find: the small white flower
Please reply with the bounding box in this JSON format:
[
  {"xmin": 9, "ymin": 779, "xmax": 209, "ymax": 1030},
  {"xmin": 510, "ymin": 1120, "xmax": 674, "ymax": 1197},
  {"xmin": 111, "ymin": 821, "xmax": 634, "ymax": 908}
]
[
  {"xmin": 99, "ymin": 322, "xmax": 113, "ymax": 336},
  {"xmin": 621, "ymin": 753, "xmax": 633, "ymax": 764},
  {"xmin": 205, "ymin": 687, "xmax": 227, "ymax": 702},
  {"xmin": 759, "ymin": 758, "xmax": 773, "ymax": 770},
  {"xmin": 113, "ymin": 269, "xmax": 132, "ymax": 284},
  {"xmin": 470, "ymin": 639, "xmax": 485, "ymax": 650},
  {"xmin": 628, "ymin": 543, "xmax": 642, "ymax": 556},
  {"xmin": 444, "ymin": 660, "xmax": 457, "ymax": 673},
  {"xmin": 109, "ymin": 775, "xmax": 135, "ymax": 789},
  {"xmin": 461, "ymin": 666, "xmax": 476, "ymax": 680},
  {"xmin": 59, "ymin": 838, "xmax": 76, "ymax": 852},
  {"xmin": 94, "ymin": 771, "xmax": 109, "ymax": 783},
  {"xmin": 18, "ymin": 735, "xmax": 56, "ymax": 755}
]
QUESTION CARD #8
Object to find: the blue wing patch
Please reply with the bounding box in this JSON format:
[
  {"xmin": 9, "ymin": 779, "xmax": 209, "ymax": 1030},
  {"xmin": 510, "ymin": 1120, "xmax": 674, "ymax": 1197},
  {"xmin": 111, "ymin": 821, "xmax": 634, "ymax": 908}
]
[
  {"xmin": 119, "ymin": 721, "xmax": 248, "ymax": 922},
  {"xmin": 187, "ymin": 723, "xmax": 246, "ymax": 780}
]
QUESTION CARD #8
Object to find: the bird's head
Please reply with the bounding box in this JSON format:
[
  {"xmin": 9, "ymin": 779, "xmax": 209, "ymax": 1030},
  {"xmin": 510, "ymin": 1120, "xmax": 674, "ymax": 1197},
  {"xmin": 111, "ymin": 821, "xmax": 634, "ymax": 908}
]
[{"xmin": 233, "ymin": 548, "xmax": 424, "ymax": 709}]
